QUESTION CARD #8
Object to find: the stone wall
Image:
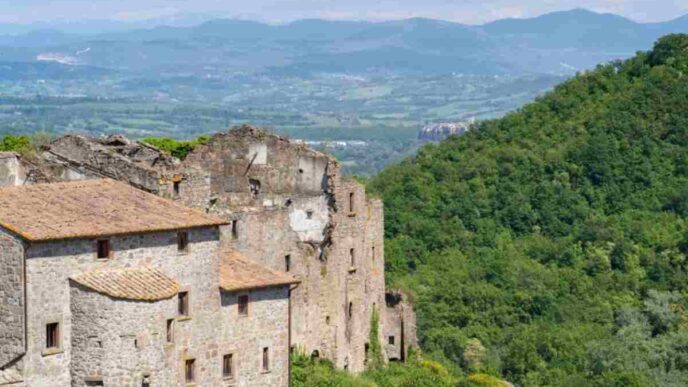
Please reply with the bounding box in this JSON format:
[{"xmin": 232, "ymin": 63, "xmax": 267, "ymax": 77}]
[
  {"xmin": 0, "ymin": 152, "xmax": 23, "ymax": 187},
  {"xmin": 69, "ymin": 283, "xmax": 289, "ymax": 387},
  {"xmin": 44, "ymin": 135, "xmax": 176, "ymax": 193},
  {"xmin": 22, "ymin": 127, "xmax": 416, "ymax": 373},
  {"xmin": 12, "ymin": 226, "xmax": 288, "ymax": 386},
  {"xmin": 21, "ymin": 228, "xmax": 218, "ymax": 386},
  {"xmin": 383, "ymin": 291, "xmax": 418, "ymax": 362},
  {"xmin": 0, "ymin": 228, "xmax": 25, "ymax": 384}
]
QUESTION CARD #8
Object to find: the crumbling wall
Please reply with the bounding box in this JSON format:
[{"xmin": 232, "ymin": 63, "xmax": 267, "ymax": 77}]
[
  {"xmin": 384, "ymin": 291, "xmax": 418, "ymax": 362},
  {"xmin": 25, "ymin": 127, "xmax": 416, "ymax": 373},
  {"xmin": 319, "ymin": 178, "xmax": 387, "ymax": 372},
  {"xmin": 41, "ymin": 135, "xmax": 176, "ymax": 193},
  {"xmin": 0, "ymin": 152, "xmax": 24, "ymax": 187}
]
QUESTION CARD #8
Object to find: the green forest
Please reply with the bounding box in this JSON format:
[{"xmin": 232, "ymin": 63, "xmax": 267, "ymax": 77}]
[{"xmin": 368, "ymin": 34, "xmax": 688, "ymax": 386}]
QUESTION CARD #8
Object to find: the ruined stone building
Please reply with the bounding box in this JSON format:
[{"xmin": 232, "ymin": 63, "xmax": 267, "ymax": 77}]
[
  {"xmin": 0, "ymin": 127, "xmax": 417, "ymax": 385},
  {"xmin": 0, "ymin": 179, "xmax": 299, "ymax": 386}
]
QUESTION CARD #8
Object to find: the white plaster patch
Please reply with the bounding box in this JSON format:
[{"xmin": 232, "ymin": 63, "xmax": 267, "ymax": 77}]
[
  {"xmin": 288, "ymin": 196, "xmax": 328, "ymax": 242},
  {"xmin": 248, "ymin": 144, "xmax": 268, "ymax": 165},
  {"xmin": 0, "ymin": 155, "xmax": 21, "ymax": 187}
]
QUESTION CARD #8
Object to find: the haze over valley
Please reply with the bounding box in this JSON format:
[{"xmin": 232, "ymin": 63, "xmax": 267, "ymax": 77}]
[{"xmin": 1, "ymin": 8, "xmax": 687, "ymax": 174}]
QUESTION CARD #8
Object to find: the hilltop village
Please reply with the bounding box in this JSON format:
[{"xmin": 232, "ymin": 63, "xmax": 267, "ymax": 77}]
[{"xmin": 0, "ymin": 126, "xmax": 416, "ymax": 386}]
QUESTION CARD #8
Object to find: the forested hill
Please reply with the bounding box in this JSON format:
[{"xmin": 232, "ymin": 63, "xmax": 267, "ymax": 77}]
[{"xmin": 369, "ymin": 34, "xmax": 688, "ymax": 386}]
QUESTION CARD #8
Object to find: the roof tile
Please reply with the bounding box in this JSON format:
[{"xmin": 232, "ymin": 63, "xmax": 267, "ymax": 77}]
[
  {"xmin": 220, "ymin": 251, "xmax": 299, "ymax": 292},
  {"xmin": 71, "ymin": 267, "xmax": 179, "ymax": 301},
  {"xmin": 0, "ymin": 179, "xmax": 227, "ymax": 241}
]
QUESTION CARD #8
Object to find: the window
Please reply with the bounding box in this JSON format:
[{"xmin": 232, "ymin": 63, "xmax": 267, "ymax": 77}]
[
  {"xmin": 231, "ymin": 220, "xmax": 239, "ymax": 239},
  {"xmin": 348, "ymin": 302, "xmax": 353, "ymax": 319},
  {"xmin": 349, "ymin": 192, "xmax": 355, "ymax": 212},
  {"xmin": 388, "ymin": 336, "xmax": 395, "ymax": 345},
  {"xmin": 249, "ymin": 178, "xmax": 261, "ymax": 198},
  {"xmin": 364, "ymin": 343, "xmax": 370, "ymax": 365},
  {"xmin": 262, "ymin": 347, "xmax": 270, "ymax": 372},
  {"xmin": 306, "ymin": 210, "xmax": 313, "ymax": 219},
  {"xmin": 185, "ymin": 359, "xmax": 195, "ymax": 383},
  {"xmin": 285, "ymin": 255, "xmax": 291, "ymax": 272},
  {"xmin": 173, "ymin": 181, "xmax": 180, "ymax": 196},
  {"xmin": 166, "ymin": 319, "xmax": 174, "ymax": 343},
  {"xmin": 46, "ymin": 322, "xmax": 60, "ymax": 349},
  {"xmin": 238, "ymin": 294, "xmax": 249, "ymax": 316},
  {"xmin": 178, "ymin": 292, "xmax": 189, "ymax": 317},
  {"xmin": 222, "ymin": 354, "xmax": 234, "ymax": 379},
  {"xmin": 177, "ymin": 231, "xmax": 189, "ymax": 252},
  {"xmin": 372, "ymin": 246, "xmax": 376, "ymax": 261},
  {"xmin": 97, "ymin": 240, "xmax": 110, "ymax": 259},
  {"xmin": 349, "ymin": 248, "xmax": 355, "ymax": 267}
]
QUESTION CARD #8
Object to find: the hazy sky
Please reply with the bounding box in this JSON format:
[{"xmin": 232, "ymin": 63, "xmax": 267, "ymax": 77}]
[{"xmin": 1, "ymin": 0, "xmax": 687, "ymax": 24}]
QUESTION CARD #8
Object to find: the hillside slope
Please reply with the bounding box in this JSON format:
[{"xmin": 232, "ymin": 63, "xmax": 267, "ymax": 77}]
[{"xmin": 370, "ymin": 34, "xmax": 688, "ymax": 386}]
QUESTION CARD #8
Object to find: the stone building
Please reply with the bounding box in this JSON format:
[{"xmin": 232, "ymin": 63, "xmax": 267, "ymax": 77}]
[
  {"xmin": 0, "ymin": 179, "xmax": 298, "ymax": 386},
  {"xmin": 0, "ymin": 126, "xmax": 418, "ymax": 375}
]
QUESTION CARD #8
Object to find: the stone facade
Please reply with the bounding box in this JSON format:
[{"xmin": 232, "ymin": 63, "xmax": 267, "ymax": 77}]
[
  {"xmin": 0, "ymin": 225, "xmax": 291, "ymax": 387},
  {"xmin": 0, "ymin": 152, "xmax": 23, "ymax": 187},
  {"xmin": 0, "ymin": 229, "xmax": 25, "ymax": 385},
  {"xmin": 3, "ymin": 126, "xmax": 417, "ymax": 374},
  {"xmin": 384, "ymin": 291, "xmax": 418, "ymax": 362}
]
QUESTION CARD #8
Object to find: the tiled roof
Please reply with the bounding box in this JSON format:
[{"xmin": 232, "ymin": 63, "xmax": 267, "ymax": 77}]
[
  {"xmin": 71, "ymin": 267, "xmax": 179, "ymax": 301},
  {"xmin": 0, "ymin": 179, "xmax": 228, "ymax": 241},
  {"xmin": 220, "ymin": 251, "xmax": 299, "ymax": 292}
]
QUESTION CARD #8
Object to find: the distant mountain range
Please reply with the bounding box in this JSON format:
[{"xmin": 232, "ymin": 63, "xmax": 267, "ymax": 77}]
[{"xmin": 1, "ymin": 9, "xmax": 688, "ymax": 77}]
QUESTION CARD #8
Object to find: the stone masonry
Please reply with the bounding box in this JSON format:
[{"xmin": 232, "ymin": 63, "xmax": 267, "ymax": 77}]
[
  {"xmin": 0, "ymin": 179, "xmax": 297, "ymax": 387},
  {"xmin": 1, "ymin": 126, "xmax": 418, "ymax": 375}
]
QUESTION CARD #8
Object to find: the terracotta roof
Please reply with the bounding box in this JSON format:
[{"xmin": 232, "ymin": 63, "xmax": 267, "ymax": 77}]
[
  {"xmin": 71, "ymin": 267, "xmax": 179, "ymax": 301},
  {"xmin": 0, "ymin": 179, "xmax": 228, "ymax": 241},
  {"xmin": 220, "ymin": 251, "xmax": 299, "ymax": 292}
]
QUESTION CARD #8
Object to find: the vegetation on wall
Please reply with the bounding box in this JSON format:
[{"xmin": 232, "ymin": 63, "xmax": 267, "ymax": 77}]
[
  {"xmin": 142, "ymin": 135, "xmax": 210, "ymax": 160},
  {"xmin": 368, "ymin": 34, "xmax": 688, "ymax": 386},
  {"xmin": 366, "ymin": 309, "xmax": 385, "ymax": 371}
]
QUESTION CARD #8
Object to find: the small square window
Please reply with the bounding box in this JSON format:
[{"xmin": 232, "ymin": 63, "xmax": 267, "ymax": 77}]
[
  {"xmin": 306, "ymin": 210, "xmax": 313, "ymax": 219},
  {"xmin": 97, "ymin": 240, "xmax": 110, "ymax": 259},
  {"xmin": 177, "ymin": 231, "xmax": 189, "ymax": 252},
  {"xmin": 262, "ymin": 347, "xmax": 270, "ymax": 372},
  {"xmin": 46, "ymin": 322, "xmax": 60, "ymax": 349},
  {"xmin": 223, "ymin": 353, "xmax": 234, "ymax": 379},
  {"xmin": 388, "ymin": 336, "xmax": 395, "ymax": 345},
  {"xmin": 185, "ymin": 358, "xmax": 195, "ymax": 383},
  {"xmin": 178, "ymin": 292, "xmax": 189, "ymax": 317},
  {"xmin": 238, "ymin": 294, "xmax": 249, "ymax": 316}
]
